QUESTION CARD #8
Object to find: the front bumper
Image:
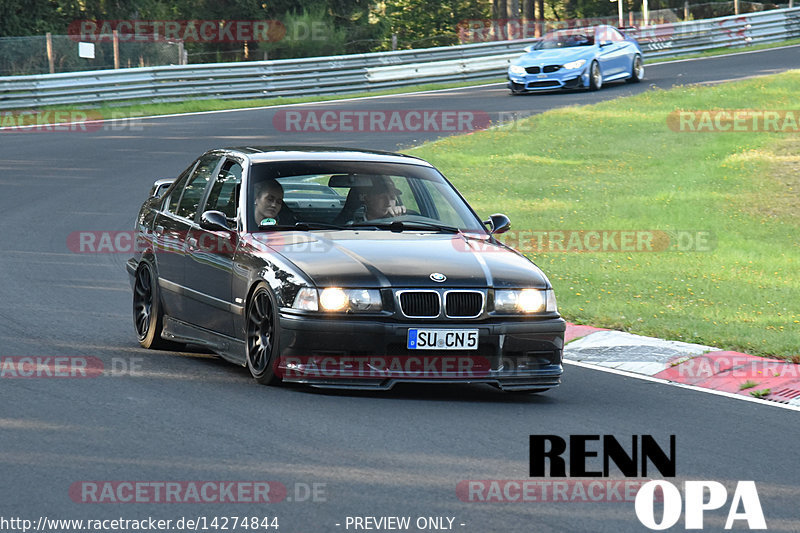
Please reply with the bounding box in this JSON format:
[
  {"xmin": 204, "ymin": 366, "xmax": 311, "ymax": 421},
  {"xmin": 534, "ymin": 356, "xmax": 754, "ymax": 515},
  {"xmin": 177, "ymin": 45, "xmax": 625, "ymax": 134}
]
[
  {"xmin": 275, "ymin": 312, "xmax": 565, "ymax": 391},
  {"xmin": 508, "ymin": 66, "xmax": 588, "ymax": 91}
]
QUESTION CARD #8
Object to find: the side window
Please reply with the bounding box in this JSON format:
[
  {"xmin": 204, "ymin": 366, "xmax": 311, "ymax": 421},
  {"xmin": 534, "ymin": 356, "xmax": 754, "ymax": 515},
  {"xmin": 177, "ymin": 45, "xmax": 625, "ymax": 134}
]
[
  {"xmin": 166, "ymin": 161, "xmax": 199, "ymax": 214},
  {"xmin": 392, "ymin": 177, "xmax": 418, "ymax": 212},
  {"xmin": 598, "ymin": 27, "xmax": 624, "ymax": 43},
  {"xmin": 204, "ymin": 159, "xmax": 243, "ymax": 221},
  {"xmin": 176, "ymin": 155, "xmax": 221, "ymax": 221},
  {"xmin": 419, "ymin": 181, "xmax": 463, "ymax": 226}
]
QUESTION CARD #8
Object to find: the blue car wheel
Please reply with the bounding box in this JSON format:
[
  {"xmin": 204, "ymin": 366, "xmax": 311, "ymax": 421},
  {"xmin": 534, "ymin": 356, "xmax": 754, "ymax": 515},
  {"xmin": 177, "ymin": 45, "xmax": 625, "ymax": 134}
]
[
  {"xmin": 627, "ymin": 54, "xmax": 644, "ymax": 83},
  {"xmin": 589, "ymin": 61, "xmax": 602, "ymax": 91}
]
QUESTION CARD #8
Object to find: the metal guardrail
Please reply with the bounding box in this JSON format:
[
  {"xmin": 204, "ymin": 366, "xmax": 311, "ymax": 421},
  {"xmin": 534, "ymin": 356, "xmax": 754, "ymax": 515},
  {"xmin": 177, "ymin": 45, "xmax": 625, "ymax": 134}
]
[
  {"xmin": 628, "ymin": 7, "xmax": 800, "ymax": 57},
  {"xmin": 0, "ymin": 40, "xmax": 533, "ymax": 109},
  {"xmin": 1, "ymin": 8, "xmax": 799, "ymax": 110}
]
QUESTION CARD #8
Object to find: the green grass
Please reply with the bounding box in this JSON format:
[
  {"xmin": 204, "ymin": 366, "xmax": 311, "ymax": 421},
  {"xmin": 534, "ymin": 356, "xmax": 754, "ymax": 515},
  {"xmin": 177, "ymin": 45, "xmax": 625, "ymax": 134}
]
[
  {"xmin": 739, "ymin": 380, "xmax": 759, "ymax": 390},
  {"xmin": 749, "ymin": 388, "xmax": 772, "ymax": 398},
  {"xmin": 406, "ymin": 70, "xmax": 800, "ymax": 360}
]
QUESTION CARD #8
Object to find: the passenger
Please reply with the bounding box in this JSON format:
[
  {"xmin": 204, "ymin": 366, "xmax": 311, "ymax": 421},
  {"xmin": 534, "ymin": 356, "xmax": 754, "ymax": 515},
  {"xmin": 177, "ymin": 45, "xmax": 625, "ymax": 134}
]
[{"xmin": 254, "ymin": 179, "xmax": 285, "ymax": 226}]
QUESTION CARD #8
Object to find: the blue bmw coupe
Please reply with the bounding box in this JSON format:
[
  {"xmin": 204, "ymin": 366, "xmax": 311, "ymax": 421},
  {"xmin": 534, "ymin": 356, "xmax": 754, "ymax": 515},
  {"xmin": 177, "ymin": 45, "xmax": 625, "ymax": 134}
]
[{"xmin": 508, "ymin": 25, "xmax": 644, "ymax": 93}]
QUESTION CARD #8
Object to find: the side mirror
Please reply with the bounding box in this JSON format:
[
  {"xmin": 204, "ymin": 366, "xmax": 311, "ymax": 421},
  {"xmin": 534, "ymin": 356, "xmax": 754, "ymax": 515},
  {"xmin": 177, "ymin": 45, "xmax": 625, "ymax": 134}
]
[
  {"xmin": 200, "ymin": 210, "xmax": 232, "ymax": 232},
  {"xmin": 150, "ymin": 178, "xmax": 175, "ymax": 198},
  {"xmin": 484, "ymin": 213, "xmax": 511, "ymax": 235}
]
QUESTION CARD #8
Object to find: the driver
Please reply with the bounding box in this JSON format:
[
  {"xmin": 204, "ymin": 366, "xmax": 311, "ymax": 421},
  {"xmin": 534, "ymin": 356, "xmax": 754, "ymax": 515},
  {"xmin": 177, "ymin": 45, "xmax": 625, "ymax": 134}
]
[
  {"xmin": 566, "ymin": 33, "xmax": 589, "ymax": 46},
  {"xmin": 363, "ymin": 177, "xmax": 406, "ymax": 220}
]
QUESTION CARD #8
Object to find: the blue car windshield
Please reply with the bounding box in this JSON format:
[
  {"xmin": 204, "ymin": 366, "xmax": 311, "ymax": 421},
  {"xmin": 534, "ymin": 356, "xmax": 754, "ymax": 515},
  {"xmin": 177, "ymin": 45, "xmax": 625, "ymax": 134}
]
[{"xmin": 535, "ymin": 31, "xmax": 594, "ymax": 49}]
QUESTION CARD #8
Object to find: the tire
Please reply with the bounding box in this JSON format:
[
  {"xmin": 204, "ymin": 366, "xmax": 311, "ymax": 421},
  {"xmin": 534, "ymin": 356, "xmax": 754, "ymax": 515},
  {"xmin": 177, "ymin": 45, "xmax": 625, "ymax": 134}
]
[
  {"xmin": 627, "ymin": 54, "xmax": 644, "ymax": 83},
  {"xmin": 589, "ymin": 61, "xmax": 603, "ymax": 91},
  {"xmin": 245, "ymin": 284, "xmax": 281, "ymax": 385},
  {"xmin": 133, "ymin": 261, "xmax": 178, "ymax": 350}
]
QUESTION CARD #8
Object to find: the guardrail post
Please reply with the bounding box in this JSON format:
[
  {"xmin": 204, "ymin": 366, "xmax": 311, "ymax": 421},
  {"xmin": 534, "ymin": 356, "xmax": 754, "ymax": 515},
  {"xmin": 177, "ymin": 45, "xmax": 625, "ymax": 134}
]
[
  {"xmin": 113, "ymin": 30, "xmax": 120, "ymax": 69},
  {"xmin": 46, "ymin": 32, "xmax": 55, "ymax": 74}
]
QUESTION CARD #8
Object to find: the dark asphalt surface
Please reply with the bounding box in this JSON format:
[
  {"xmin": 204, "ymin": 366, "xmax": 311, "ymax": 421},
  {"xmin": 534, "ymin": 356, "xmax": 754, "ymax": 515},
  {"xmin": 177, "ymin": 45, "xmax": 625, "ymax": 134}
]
[{"xmin": 1, "ymin": 46, "xmax": 799, "ymax": 532}]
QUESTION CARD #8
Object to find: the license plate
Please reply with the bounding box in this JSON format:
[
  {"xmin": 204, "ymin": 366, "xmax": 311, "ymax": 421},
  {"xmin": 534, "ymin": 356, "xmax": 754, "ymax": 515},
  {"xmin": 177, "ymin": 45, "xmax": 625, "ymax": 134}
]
[
  {"xmin": 407, "ymin": 329, "xmax": 479, "ymax": 350},
  {"xmin": 537, "ymin": 74, "xmax": 547, "ymax": 78}
]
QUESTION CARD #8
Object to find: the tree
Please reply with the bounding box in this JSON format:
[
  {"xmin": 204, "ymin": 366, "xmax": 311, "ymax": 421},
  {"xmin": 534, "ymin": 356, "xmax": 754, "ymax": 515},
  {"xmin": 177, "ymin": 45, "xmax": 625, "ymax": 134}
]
[
  {"xmin": 382, "ymin": 0, "xmax": 490, "ymax": 49},
  {"xmin": 0, "ymin": 0, "xmax": 81, "ymax": 36}
]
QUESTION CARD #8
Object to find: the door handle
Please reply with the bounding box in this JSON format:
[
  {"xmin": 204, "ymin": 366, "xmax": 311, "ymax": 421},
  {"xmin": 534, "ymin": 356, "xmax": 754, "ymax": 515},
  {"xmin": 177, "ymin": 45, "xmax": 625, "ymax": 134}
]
[
  {"xmin": 154, "ymin": 225, "xmax": 165, "ymax": 235},
  {"xmin": 187, "ymin": 237, "xmax": 198, "ymax": 248}
]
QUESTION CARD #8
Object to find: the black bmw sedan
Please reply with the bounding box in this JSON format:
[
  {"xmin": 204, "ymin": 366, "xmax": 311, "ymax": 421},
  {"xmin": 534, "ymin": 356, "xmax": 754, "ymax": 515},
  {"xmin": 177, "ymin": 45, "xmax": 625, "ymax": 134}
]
[{"xmin": 127, "ymin": 147, "xmax": 565, "ymax": 392}]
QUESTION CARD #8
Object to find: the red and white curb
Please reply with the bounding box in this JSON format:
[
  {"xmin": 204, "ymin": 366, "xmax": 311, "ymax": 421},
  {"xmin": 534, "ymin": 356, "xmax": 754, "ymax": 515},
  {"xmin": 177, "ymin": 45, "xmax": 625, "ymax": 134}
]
[{"xmin": 564, "ymin": 323, "xmax": 800, "ymax": 407}]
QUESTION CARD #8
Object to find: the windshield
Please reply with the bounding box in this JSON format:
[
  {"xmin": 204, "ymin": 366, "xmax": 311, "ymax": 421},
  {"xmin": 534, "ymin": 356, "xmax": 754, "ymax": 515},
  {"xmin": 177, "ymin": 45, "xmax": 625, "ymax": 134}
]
[
  {"xmin": 247, "ymin": 161, "xmax": 486, "ymax": 233},
  {"xmin": 535, "ymin": 29, "xmax": 594, "ymax": 49}
]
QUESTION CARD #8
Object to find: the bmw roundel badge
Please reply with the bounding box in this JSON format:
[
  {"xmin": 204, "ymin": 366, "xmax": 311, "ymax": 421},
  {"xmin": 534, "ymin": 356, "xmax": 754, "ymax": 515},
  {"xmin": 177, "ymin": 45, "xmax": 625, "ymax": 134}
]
[{"xmin": 430, "ymin": 272, "xmax": 446, "ymax": 283}]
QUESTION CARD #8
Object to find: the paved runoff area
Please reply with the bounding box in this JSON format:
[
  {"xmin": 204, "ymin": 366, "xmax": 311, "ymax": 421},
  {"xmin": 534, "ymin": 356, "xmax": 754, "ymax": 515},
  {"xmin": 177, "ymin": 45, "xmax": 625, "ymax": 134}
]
[{"xmin": 563, "ymin": 324, "xmax": 800, "ymax": 407}]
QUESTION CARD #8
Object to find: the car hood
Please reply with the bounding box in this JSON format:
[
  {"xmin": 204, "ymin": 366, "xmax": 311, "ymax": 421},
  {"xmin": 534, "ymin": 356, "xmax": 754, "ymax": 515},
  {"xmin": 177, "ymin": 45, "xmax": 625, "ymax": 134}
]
[
  {"xmin": 250, "ymin": 231, "xmax": 550, "ymax": 289},
  {"xmin": 514, "ymin": 47, "xmax": 594, "ymax": 66}
]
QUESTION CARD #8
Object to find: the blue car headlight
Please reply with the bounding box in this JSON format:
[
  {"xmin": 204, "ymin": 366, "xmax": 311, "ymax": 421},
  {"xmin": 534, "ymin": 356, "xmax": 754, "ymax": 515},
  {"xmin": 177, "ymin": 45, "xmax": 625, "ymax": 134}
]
[
  {"xmin": 509, "ymin": 65, "xmax": 526, "ymax": 76},
  {"xmin": 562, "ymin": 59, "xmax": 586, "ymax": 70}
]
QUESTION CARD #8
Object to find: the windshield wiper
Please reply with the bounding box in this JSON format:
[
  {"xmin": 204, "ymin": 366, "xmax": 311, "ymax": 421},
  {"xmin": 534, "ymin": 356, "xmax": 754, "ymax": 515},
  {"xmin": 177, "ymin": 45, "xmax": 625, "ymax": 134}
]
[
  {"xmin": 258, "ymin": 222, "xmax": 346, "ymax": 231},
  {"xmin": 292, "ymin": 222, "xmax": 347, "ymax": 231},
  {"xmin": 348, "ymin": 220, "xmax": 461, "ymax": 233},
  {"xmin": 258, "ymin": 224, "xmax": 297, "ymax": 231}
]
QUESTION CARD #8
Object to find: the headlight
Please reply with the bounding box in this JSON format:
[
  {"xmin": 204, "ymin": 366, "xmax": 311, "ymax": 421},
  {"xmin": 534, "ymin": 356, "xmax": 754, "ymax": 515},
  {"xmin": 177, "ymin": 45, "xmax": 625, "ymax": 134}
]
[
  {"xmin": 320, "ymin": 288, "xmax": 348, "ymax": 311},
  {"xmin": 509, "ymin": 65, "xmax": 526, "ymax": 75},
  {"xmin": 348, "ymin": 289, "xmax": 382, "ymax": 311},
  {"xmin": 494, "ymin": 289, "xmax": 558, "ymax": 314},
  {"xmin": 292, "ymin": 287, "xmax": 382, "ymax": 313},
  {"xmin": 562, "ymin": 59, "xmax": 586, "ymax": 70}
]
